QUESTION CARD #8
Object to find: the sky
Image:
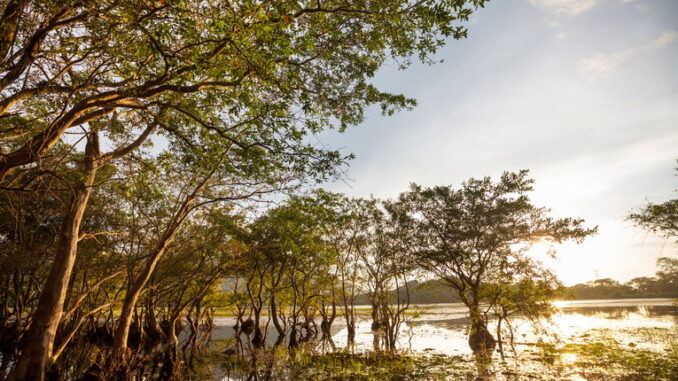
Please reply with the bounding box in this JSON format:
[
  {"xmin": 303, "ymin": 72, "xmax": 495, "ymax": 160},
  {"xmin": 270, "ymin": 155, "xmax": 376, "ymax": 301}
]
[{"xmin": 318, "ymin": 0, "xmax": 678, "ymax": 285}]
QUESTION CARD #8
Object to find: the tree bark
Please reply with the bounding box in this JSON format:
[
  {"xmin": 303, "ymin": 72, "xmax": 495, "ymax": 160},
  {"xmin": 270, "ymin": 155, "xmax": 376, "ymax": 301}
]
[
  {"xmin": 496, "ymin": 317, "xmax": 505, "ymax": 361},
  {"xmin": 8, "ymin": 131, "xmax": 100, "ymax": 381},
  {"xmin": 251, "ymin": 308, "xmax": 264, "ymax": 349},
  {"xmin": 270, "ymin": 293, "xmax": 285, "ymax": 337},
  {"xmin": 467, "ymin": 305, "xmax": 496, "ymax": 363},
  {"xmin": 167, "ymin": 316, "xmax": 180, "ymax": 359},
  {"xmin": 0, "ymin": 0, "xmax": 27, "ymax": 62}
]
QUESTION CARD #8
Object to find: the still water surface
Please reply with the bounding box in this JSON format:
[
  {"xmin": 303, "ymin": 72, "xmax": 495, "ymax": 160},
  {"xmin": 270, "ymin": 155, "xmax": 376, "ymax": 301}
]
[{"xmin": 210, "ymin": 298, "xmax": 677, "ymax": 356}]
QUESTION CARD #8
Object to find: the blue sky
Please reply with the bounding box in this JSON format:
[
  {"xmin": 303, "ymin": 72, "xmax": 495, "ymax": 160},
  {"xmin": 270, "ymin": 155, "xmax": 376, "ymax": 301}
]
[{"xmin": 319, "ymin": 0, "xmax": 678, "ymax": 285}]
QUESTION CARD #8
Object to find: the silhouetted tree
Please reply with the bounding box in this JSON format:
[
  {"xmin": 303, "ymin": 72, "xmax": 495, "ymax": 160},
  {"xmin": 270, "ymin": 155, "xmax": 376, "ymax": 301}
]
[{"xmin": 389, "ymin": 170, "xmax": 596, "ymax": 362}]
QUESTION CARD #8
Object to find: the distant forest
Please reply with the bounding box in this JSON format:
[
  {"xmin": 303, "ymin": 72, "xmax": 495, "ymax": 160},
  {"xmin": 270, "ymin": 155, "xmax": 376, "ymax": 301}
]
[
  {"xmin": 565, "ymin": 257, "xmax": 677, "ymax": 300},
  {"xmin": 357, "ymin": 257, "xmax": 678, "ymax": 305}
]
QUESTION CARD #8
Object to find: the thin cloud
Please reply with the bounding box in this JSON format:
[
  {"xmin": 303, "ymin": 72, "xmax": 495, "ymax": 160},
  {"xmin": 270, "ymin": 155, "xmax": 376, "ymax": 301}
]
[
  {"xmin": 621, "ymin": 0, "xmax": 649, "ymax": 12},
  {"xmin": 555, "ymin": 31, "xmax": 569, "ymax": 40},
  {"xmin": 529, "ymin": 0, "xmax": 597, "ymax": 15},
  {"xmin": 578, "ymin": 30, "xmax": 678, "ymax": 79}
]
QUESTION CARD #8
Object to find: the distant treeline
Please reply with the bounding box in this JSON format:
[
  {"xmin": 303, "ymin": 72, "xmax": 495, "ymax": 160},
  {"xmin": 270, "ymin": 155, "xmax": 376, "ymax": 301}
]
[
  {"xmin": 358, "ymin": 257, "xmax": 678, "ymax": 305},
  {"xmin": 355, "ymin": 279, "xmax": 459, "ymax": 305},
  {"xmin": 567, "ymin": 257, "xmax": 677, "ymax": 300},
  {"xmin": 565, "ymin": 278, "xmax": 676, "ymax": 300}
]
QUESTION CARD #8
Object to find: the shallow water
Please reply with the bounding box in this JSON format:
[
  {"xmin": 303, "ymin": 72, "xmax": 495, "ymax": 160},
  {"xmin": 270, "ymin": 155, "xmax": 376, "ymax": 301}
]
[{"xmin": 211, "ymin": 298, "xmax": 677, "ymax": 356}]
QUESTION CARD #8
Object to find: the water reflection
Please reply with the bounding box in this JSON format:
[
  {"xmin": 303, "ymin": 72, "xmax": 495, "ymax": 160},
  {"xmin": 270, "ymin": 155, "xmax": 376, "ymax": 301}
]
[
  {"xmin": 557, "ymin": 304, "xmax": 678, "ymax": 319},
  {"xmin": 209, "ymin": 298, "xmax": 677, "ymax": 380}
]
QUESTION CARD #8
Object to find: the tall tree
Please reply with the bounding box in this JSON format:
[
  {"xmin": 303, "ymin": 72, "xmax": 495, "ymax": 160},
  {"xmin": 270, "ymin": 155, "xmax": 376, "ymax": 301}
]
[
  {"xmin": 389, "ymin": 170, "xmax": 596, "ymax": 361},
  {"xmin": 356, "ymin": 200, "xmax": 415, "ymax": 351},
  {"xmin": 7, "ymin": 130, "xmax": 101, "ymax": 381}
]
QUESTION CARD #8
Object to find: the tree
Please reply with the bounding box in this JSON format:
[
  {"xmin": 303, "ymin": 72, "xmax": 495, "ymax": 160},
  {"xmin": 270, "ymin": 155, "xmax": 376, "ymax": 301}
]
[
  {"xmin": 628, "ymin": 161, "xmax": 677, "ymax": 242},
  {"xmin": 227, "ymin": 191, "xmax": 344, "ymax": 351},
  {"xmin": 0, "ymin": 0, "xmax": 486, "ymax": 181},
  {"xmin": 628, "ymin": 199, "xmax": 677, "ymax": 241},
  {"xmin": 655, "ymin": 257, "xmax": 678, "ymax": 295},
  {"xmin": 484, "ymin": 258, "xmax": 563, "ymax": 360},
  {"xmin": 1, "ymin": 1, "xmax": 490, "ymax": 377},
  {"xmin": 389, "ymin": 170, "xmax": 596, "ymax": 361},
  {"xmin": 328, "ymin": 197, "xmax": 373, "ymax": 348},
  {"xmin": 336, "ymin": 198, "xmax": 414, "ymax": 351},
  {"xmin": 627, "ymin": 163, "xmax": 677, "ymax": 297}
]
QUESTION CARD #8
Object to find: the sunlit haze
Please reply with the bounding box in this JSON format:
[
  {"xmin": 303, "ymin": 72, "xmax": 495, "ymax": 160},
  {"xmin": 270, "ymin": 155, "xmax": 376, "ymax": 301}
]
[{"xmin": 321, "ymin": 0, "xmax": 678, "ymax": 285}]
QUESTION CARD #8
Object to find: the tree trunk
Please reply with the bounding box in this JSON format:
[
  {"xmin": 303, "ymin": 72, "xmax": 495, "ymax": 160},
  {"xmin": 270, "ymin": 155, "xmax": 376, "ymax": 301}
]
[
  {"xmin": 0, "ymin": 0, "xmax": 28, "ymax": 62},
  {"xmin": 342, "ymin": 303, "xmax": 355, "ymax": 347},
  {"xmin": 288, "ymin": 325, "xmax": 298, "ymax": 349},
  {"xmin": 8, "ymin": 132, "xmax": 100, "ymax": 381},
  {"xmin": 146, "ymin": 302, "xmax": 164, "ymax": 342},
  {"xmin": 346, "ymin": 324, "xmax": 355, "ymax": 347},
  {"xmin": 251, "ymin": 309, "xmax": 264, "ymax": 349},
  {"xmin": 113, "ymin": 236, "xmax": 176, "ymax": 352},
  {"xmin": 496, "ymin": 317, "xmax": 505, "ymax": 361},
  {"xmin": 113, "ymin": 171, "xmax": 211, "ymax": 352},
  {"xmin": 467, "ymin": 305, "xmax": 496, "ymax": 363},
  {"xmin": 270, "ymin": 294, "xmax": 285, "ymax": 337},
  {"xmin": 167, "ymin": 316, "xmax": 180, "ymax": 360}
]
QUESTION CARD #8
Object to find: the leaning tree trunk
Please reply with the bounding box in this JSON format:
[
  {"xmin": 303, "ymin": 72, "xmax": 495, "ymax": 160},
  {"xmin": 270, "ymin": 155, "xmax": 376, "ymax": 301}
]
[
  {"xmin": 113, "ymin": 232, "xmax": 180, "ymax": 352},
  {"xmin": 8, "ymin": 132, "xmax": 100, "ymax": 381},
  {"xmin": 113, "ymin": 169, "xmax": 214, "ymax": 353},
  {"xmin": 270, "ymin": 294, "xmax": 285, "ymax": 338}
]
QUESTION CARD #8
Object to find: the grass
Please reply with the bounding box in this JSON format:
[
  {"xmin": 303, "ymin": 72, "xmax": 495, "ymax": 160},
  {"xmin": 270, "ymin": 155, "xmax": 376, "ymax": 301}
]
[
  {"xmin": 202, "ymin": 345, "xmax": 473, "ymax": 380},
  {"xmin": 189, "ymin": 340, "xmax": 678, "ymax": 381},
  {"xmin": 560, "ymin": 340, "xmax": 678, "ymax": 380},
  {"xmin": 287, "ymin": 351, "xmax": 465, "ymax": 380}
]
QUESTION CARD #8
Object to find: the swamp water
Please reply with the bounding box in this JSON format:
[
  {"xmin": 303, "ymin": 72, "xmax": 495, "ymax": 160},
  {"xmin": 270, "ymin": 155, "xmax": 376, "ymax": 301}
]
[{"xmin": 199, "ymin": 299, "xmax": 677, "ymax": 380}]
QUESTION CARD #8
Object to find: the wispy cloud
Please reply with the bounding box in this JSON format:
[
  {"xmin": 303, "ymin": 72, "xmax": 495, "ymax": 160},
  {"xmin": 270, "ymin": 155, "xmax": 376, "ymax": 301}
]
[
  {"xmin": 648, "ymin": 30, "xmax": 678, "ymax": 50},
  {"xmin": 621, "ymin": 0, "xmax": 650, "ymax": 12},
  {"xmin": 529, "ymin": 0, "xmax": 597, "ymax": 15},
  {"xmin": 578, "ymin": 30, "xmax": 678, "ymax": 79}
]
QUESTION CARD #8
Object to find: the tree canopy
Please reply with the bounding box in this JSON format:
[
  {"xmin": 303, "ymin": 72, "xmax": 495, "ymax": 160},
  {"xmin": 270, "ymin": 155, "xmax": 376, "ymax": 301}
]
[
  {"xmin": 0, "ymin": 0, "xmax": 487, "ymax": 183},
  {"xmin": 386, "ymin": 170, "xmax": 596, "ymax": 358},
  {"xmin": 628, "ymin": 161, "xmax": 678, "ymax": 242}
]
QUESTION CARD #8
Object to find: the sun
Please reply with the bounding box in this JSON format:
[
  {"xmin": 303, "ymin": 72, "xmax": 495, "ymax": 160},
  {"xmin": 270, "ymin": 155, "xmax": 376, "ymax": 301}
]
[{"xmin": 524, "ymin": 241, "xmax": 597, "ymax": 286}]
